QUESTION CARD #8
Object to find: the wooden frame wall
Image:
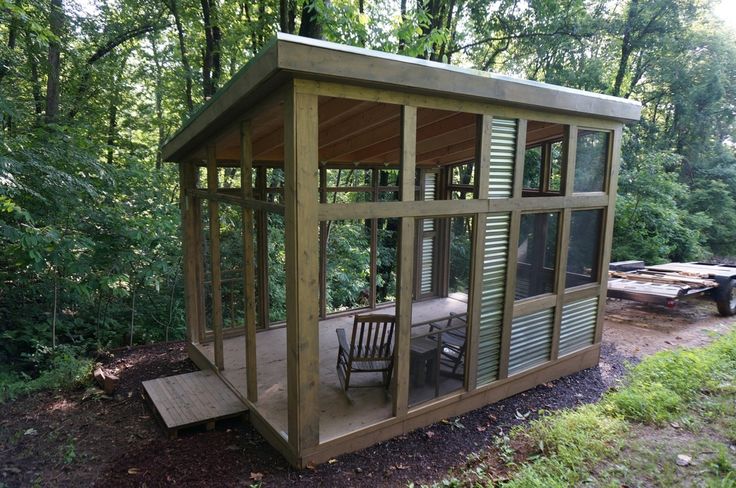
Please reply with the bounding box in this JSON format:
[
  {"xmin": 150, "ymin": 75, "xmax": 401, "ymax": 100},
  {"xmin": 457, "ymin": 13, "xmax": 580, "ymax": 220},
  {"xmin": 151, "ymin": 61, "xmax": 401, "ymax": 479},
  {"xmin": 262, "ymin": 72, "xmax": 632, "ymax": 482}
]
[{"xmin": 179, "ymin": 77, "xmax": 624, "ymax": 467}]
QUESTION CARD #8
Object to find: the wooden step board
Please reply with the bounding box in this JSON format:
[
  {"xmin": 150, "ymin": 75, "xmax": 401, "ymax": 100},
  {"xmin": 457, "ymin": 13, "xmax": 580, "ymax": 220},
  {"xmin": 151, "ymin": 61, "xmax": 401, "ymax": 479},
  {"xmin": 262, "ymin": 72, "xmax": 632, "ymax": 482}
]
[{"xmin": 143, "ymin": 370, "xmax": 247, "ymax": 437}]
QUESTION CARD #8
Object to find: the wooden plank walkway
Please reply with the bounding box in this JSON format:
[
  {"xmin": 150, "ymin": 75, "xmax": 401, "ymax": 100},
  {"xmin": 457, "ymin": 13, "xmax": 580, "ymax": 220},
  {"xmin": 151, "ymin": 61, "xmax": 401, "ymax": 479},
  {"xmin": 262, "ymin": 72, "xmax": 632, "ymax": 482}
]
[{"xmin": 143, "ymin": 370, "xmax": 247, "ymax": 437}]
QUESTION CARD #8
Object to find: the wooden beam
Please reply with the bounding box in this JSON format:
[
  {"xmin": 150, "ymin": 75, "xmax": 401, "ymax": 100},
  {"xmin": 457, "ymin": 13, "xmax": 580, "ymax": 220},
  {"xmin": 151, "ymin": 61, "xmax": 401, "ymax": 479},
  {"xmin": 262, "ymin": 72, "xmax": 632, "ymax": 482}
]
[
  {"xmin": 595, "ymin": 127, "xmax": 621, "ymax": 343},
  {"xmin": 188, "ymin": 188, "xmax": 285, "ymax": 214},
  {"xmin": 294, "ymin": 80, "xmax": 622, "ymax": 131},
  {"xmin": 317, "ymin": 193, "xmax": 609, "ymax": 221},
  {"xmin": 498, "ymin": 210, "xmax": 520, "ymax": 379},
  {"xmin": 255, "ymin": 167, "xmax": 270, "ymax": 328},
  {"xmin": 551, "ymin": 208, "xmax": 571, "ymax": 360},
  {"xmin": 284, "ymin": 87, "xmax": 320, "ymax": 450},
  {"xmin": 241, "ymin": 120, "xmax": 258, "ymax": 401},
  {"xmin": 564, "ymin": 126, "xmax": 578, "ymax": 196},
  {"xmin": 512, "ymin": 119, "xmax": 528, "ymax": 199},
  {"xmin": 180, "ymin": 163, "xmax": 200, "ymax": 343},
  {"xmin": 467, "ymin": 213, "xmax": 484, "ymax": 389},
  {"xmin": 467, "ymin": 115, "xmax": 492, "ymax": 388},
  {"xmin": 393, "ymin": 105, "xmax": 417, "ymax": 418},
  {"xmin": 476, "ymin": 115, "xmax": 492, "ymax": 200},
  {"xmin": 207, "ymin": 145, "xmax": 225, "ymax": 371}
]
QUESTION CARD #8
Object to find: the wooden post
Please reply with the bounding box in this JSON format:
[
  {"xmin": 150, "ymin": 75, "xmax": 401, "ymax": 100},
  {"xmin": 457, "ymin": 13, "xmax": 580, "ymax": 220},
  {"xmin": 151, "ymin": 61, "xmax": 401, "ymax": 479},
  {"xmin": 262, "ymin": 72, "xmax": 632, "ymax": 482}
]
[
  {"xmin": 498, "ymin": 211, "xmax": 520, "ymax": 379},
  {"xmin": 393, "ymin": 105, "xmax": 416, "ymax": 417},
  {"xmin": 551, "ymin": 208, "xmax": 571, "ymax": 360},
  {"xmin": 180, "ymin": 163, "xmax": 200, "ymax": 343},
  {"xmin": 256, "ymin": 167, "xmax": 269, "ymax": 328},
  {"xmin": 284, "ymin": 85, "xmax": 320, "ymax": 450},
  {"xmin": 241, "ymin": 120, "xmax": 258, "ymax": 401},
  {"xmin": 595, "ymin": 127, "xmax": 622, "ymax": 343},
  {"xmin": 207, "ymin": 145, "xmax": 224, "ymax": 371},
  {"xmin": 564, "ymin": 126, "xmax": 578, "ymax": 196},
  {"xmin": 466, "ymin": 114, "xmax": 492, "ymax": 389},
  {"xmin": 512, "ymin": 120, "xmax": 528, "ymax": 199}
]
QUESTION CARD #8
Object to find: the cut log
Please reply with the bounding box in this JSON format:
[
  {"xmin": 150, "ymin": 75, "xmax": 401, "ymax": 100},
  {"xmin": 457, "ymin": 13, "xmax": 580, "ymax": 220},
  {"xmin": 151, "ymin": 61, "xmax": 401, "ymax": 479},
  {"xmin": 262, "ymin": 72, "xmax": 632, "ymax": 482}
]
[{"xmin": 93, "ymin": 367, "xmax": 119, "ymax": 395}]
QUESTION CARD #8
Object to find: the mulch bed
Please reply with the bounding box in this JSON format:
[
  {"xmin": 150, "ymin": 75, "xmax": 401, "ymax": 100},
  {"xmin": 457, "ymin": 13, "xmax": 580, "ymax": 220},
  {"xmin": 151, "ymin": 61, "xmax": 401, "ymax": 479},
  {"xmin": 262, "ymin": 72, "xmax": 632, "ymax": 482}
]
[{"xmin": 0, "ymin": 341, "xmax": 632, "ymax": 487}]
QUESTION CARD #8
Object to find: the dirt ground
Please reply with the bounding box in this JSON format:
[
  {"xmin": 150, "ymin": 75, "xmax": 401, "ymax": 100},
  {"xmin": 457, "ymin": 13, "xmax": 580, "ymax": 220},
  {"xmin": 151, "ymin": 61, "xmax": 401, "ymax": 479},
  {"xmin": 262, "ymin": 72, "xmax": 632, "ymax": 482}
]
[
  {"xmin": 603, "ymin": 297, "xmax": 735, "ymax": 357},
  {"xmin": 1, "ymin": 298, "xmax": 734, "ymax": 487}
]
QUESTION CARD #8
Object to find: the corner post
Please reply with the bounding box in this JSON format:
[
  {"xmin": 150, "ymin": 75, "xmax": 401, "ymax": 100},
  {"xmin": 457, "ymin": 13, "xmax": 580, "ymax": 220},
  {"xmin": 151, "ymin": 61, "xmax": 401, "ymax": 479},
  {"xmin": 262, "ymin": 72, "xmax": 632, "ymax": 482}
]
[
  {"xmin": 595, "ymin": 126, "xmax": 622, "ymax": 344},
  {"xmin": 284, "ymin": 83, "xmax": 320, "ymax": 453},
  {"xmin": 180, "ymin": 162, "xmax": 200, "ymax": 343},
  {"xmin": 393, "ymin": 105, "xmax": 417, "ymax": 417}
]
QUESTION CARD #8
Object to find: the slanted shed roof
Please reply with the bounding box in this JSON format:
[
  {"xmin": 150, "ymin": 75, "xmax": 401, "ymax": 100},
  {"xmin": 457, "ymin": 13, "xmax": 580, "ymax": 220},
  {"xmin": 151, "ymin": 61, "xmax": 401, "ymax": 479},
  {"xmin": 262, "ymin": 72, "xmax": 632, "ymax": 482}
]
[{"xmin": 162, "ymin": 33, "xmax": 641, "ymax": 162}]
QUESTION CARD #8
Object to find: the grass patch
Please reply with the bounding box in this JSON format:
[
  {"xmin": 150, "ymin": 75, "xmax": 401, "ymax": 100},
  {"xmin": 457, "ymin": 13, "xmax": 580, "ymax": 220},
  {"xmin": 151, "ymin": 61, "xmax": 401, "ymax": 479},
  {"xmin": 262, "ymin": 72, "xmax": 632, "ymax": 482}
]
[
  {"xmin": 504, "ymin": 405, "xmax": 626, "ymax": 487},
  {"xmin": 428, "ymin": 328, "xmax": 736, "ymax": 487},
  {"xmin": 0, "ymin": 346, "xmax": 93, "ymax": 402},
  {"xmin": 604, "ymin": 331, "xmax": 736, "ymax": 424}
]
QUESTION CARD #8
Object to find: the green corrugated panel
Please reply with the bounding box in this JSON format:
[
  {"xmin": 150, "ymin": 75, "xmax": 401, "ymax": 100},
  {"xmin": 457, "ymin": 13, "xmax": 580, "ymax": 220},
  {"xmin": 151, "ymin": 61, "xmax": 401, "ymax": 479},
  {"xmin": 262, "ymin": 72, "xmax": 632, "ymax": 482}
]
[
  {"xmin": 476, "ymin": 213, "xmax": 510, "ymax": 386},
  {"xmin": 508, "ymin": 308, "xmax": 554, "ymax": 375},
  {"xmin": 559, "ymin": 297, "xmax": 599, "ymax": 356},
  {"xmin": 488, "ymin": 118, "xmax": 517, "ymax": 199}
]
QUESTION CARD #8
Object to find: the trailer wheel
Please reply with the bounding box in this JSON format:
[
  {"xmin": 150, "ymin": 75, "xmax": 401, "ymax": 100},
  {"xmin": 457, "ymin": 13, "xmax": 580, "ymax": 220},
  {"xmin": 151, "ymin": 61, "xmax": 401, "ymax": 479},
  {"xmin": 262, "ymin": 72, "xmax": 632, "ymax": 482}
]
[{"xmin": 715, "ymin": 278, "xmax": 736, "ymax": 317}]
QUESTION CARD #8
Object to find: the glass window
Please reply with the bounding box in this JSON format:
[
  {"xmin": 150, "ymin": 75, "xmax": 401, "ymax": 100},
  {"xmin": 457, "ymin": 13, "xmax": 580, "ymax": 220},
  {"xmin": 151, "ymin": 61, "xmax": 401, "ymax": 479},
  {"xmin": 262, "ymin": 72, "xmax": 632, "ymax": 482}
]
[
  {"xmin": 566, "ymin": 209, "xmax": 604, "ymax": 288},
  {"xmin": 522, "ymin": 121, "xmax": 566, "ymax": 196},
  {"xmin": 574, "ymin": 130, "xmax": 610, "ymax": 192},
  {"xmin": 516, "ymin": 212, "xmax": 559, "ymax": 299},
  {"xmin": 523, "ymin": 147, "xmax": 542, "ymax": 191},
  {"xmin": 549, "ymin": 141, "xmax": 563, "ymax": 192}
]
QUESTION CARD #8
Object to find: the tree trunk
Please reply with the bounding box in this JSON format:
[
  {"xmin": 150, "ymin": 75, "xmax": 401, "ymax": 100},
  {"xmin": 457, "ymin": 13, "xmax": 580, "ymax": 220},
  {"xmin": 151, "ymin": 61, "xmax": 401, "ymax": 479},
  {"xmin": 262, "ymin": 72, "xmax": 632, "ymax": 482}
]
[
  {"xmin": 129, "ymin": 288, "xmax": 136, "ymax": 347},
  {"xmin": 298, "ymin": 0, "xmax": 324, "ymax": 39},
  {"xmin": 106, "ymin": 101, "xmax": 117, "ymax": 165},
  {"xmin": 25, "ymin": 33, "xmax": 44, "ymax": 123},
  {"xmin": 150, "ymin": 31, "xmax": 165, "ymax": 169},
  {"xmin": 45, "ymin": 0, "xmax": 64, "ymax": 124},
  {"xmin": 51, "ymin": 275, "xmax": 58, "ymax": 349},
  {"xmin": 398, "ymin": 0, "xmax": 407, "ymax": 52},
  {"xmin": 166, "ymin": 0, "xmax": 194, "ymax": 111},
  {"xmin": 0, "ymin": 0, "xmax": 19, "ymax": 84},
  {"xmin": 200, "ymin": 0, "xmax": 222, "ymax": 99}
]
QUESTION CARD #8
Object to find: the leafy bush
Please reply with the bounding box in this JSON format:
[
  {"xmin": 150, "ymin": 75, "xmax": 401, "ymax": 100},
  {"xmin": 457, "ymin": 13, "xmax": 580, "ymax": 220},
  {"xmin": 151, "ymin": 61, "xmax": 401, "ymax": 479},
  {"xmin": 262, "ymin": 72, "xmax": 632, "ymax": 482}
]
[{"xmin": 0, "ymin": 345, "xmax": 93, "ymax": 402}]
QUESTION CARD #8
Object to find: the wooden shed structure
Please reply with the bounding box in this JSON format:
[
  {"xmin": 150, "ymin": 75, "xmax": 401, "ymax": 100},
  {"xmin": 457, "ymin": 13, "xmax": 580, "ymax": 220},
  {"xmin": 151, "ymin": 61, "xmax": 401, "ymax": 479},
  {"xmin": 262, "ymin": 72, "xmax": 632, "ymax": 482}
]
[{"xmin": 160, "ymin": 33, "xmax": 641, "ymax": 467}]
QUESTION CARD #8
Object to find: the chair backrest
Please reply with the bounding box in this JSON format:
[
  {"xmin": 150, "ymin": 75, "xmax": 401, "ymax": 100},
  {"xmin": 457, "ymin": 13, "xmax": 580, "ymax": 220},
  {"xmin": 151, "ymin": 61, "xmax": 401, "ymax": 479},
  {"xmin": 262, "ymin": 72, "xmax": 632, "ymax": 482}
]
[{"xmin": 349, "ymin": 314, "xmax": 396, "ymax": 361}]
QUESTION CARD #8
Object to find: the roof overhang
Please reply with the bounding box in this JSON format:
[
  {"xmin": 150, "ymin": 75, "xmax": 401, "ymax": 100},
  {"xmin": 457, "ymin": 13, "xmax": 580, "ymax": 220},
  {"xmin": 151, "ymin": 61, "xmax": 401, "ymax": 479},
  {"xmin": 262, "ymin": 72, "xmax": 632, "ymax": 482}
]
[{"xmin": 162, "ymin": 33, "xmax": 642, "ymax": 162}]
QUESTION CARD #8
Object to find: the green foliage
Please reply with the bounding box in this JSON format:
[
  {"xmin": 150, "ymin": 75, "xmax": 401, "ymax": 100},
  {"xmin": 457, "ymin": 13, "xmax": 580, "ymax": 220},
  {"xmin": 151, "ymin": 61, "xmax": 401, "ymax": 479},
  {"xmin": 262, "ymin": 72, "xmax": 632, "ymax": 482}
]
[
  {"xmin": 0, "ymin": 344, "xmax": 93, "ymax": 402},
  {"xmin": 606, "ymin": 332, "xmax": 736, "ymax": 423},
  {"xmin": 504, "ymin": 405, "xmax": 626, "ymax": 487},
  {"xmin": 613, "ymin": 148, "xmax": 707, "ymax": 263}
]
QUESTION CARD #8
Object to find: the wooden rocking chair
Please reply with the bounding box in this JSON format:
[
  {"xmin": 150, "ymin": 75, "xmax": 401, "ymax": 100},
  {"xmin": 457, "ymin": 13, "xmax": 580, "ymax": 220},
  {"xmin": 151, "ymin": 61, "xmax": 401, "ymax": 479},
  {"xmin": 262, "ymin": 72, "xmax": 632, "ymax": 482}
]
[
  {"xmin": 336, "ymin": 314, "xmax": 396, "ymax": 394},
  {"xmin": 429, "ymin": 312, "xmax": 467, "ymax": 378}
]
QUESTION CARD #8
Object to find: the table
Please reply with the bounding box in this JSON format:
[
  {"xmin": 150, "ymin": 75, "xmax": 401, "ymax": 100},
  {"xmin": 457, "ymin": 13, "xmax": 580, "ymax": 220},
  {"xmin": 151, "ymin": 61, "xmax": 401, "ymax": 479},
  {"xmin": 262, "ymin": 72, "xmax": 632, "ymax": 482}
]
[{"xmin": 409, "ymin": 337, "xmax": 439, "ymax": 389}]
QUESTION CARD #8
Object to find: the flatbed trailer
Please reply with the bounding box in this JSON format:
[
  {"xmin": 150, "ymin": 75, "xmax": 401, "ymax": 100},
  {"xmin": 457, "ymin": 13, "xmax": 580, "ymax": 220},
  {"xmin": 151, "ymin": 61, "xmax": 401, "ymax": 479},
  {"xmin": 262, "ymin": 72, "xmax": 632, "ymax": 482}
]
[{"xmin": 607, "ymin": 261, "xmax": 736, "ymax": 317}]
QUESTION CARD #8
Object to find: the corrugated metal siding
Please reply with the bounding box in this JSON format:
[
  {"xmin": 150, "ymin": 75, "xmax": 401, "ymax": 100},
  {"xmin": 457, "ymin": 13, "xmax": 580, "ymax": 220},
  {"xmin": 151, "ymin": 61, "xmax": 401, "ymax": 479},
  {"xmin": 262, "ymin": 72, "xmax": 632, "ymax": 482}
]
[
  {"xmin": 508, "ymin": 308, "xmax": 554, "ymax": 375},
  {"xmin": 488, "ymin": 118, "xmax": 517, "ymax": 199},
  {"xmin": 420, "ymin": 237, "xmax": 434, "ymax": 294},
  {"xmin": 559, "ymin": 297, "xmax": 599, "ymax": 356},
  {"xmin": 476, "ymin": 213, "xmax": 510, "ymax": 386},
  {"xmin": 420, "ymin": 173, "xmax": 437, "ymax": 294},
  {"xmin": 424, "ymin": 173, "xmax": 437, "ymax": 201}
]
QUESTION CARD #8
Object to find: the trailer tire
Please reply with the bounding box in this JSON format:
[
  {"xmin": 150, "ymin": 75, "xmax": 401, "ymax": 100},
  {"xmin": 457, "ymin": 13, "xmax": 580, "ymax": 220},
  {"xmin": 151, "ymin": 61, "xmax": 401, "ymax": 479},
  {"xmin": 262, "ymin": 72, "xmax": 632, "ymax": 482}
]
[{"xmin": 715, "ymin": 278, "xmax": 736, "ymax": 317}]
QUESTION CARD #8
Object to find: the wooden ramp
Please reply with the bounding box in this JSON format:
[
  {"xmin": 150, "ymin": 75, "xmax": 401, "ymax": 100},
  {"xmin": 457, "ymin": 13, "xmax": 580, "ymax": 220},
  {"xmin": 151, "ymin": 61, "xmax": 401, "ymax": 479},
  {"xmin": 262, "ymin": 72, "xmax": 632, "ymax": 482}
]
[{"xmin": 143, "ymin": 370, "xmax": 247, "ymax": 437}]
